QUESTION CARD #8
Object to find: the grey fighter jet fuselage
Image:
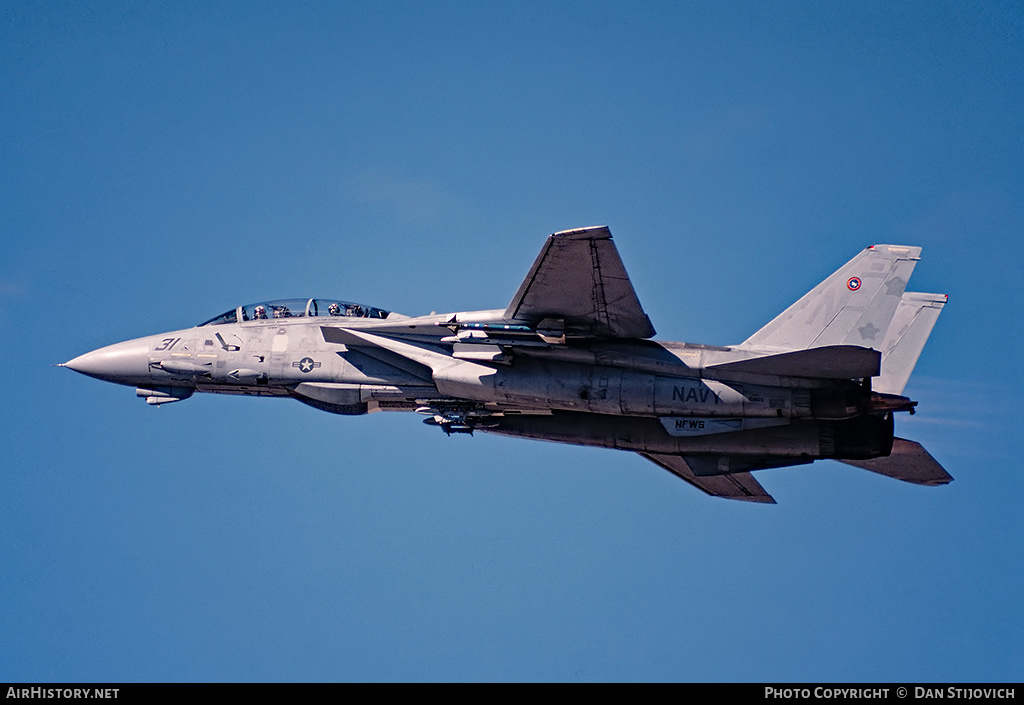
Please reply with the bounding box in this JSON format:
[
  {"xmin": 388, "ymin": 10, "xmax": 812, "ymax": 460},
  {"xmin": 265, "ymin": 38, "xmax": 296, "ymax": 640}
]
[{"xmin": 63, "ymin": 227, "xmax": 951, "ymax": 502}]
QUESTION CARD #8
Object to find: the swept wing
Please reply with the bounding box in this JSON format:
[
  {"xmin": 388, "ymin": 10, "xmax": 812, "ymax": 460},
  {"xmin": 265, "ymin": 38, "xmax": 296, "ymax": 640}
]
[{"xmin": 503, "ymin": 226, "xmax": 656, "ymax": 339}]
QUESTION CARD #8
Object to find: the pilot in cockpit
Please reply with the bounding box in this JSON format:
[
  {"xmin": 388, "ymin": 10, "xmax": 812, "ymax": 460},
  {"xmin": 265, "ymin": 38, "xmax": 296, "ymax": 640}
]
[
  {"xmin": 254, "ymin": 305, "xmax": 267, "ymax": 320},
  {"xmin": 328, "ymin": 302, "xmax": 341, "ymax": 316}
]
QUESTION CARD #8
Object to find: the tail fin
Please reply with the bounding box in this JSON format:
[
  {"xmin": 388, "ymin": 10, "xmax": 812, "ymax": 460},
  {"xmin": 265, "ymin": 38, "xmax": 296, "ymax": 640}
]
[
  {"xmin": 874, "ymin": 292, "xmax": 948, "ymax": 395},
  {"xmin": 742, "ymin": 245, "xmax": 922, "ymax": 351}
]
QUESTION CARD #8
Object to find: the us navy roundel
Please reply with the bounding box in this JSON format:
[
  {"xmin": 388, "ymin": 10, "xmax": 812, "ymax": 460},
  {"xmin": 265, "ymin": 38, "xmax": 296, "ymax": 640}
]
[{"xmin": 292, "ymin": 357, "xmax": 321, "ymax": 373}]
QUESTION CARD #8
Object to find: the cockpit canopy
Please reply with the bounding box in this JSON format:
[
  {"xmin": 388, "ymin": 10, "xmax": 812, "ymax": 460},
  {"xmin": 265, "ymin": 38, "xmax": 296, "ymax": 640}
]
[{"xmin": 199, "ymin": 298, "xmax": 391, "ymax": 326}]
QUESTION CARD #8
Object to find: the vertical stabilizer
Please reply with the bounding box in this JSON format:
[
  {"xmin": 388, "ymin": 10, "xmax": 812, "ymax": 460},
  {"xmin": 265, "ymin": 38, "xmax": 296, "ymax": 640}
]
[
  {"xmin": 742, "ymin": 245, "xmax": 921, "ymax": 351},
  {"xmin": 874, "ymin": 292, "xmax": 947, "ymax": 395}
]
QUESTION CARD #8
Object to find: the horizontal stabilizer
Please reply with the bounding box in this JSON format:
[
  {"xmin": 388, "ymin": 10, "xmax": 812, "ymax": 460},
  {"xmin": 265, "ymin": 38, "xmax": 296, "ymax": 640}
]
[
  {"xmin": 708, "ymin": 345, "xmax": 880, "ymax": 379},
  {"xmin": 839, "ymin": 438, "xmax": 952, "ymax": 486},
  {"xmin": 640, "ymin": 452, "xmax": 776, "ymax": 503}
]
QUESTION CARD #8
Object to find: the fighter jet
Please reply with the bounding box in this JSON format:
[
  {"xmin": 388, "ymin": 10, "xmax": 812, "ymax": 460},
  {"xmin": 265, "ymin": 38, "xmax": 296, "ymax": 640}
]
[{"xmin": 62, "ymin": 226, "xmax": 950, "ymax": 503}]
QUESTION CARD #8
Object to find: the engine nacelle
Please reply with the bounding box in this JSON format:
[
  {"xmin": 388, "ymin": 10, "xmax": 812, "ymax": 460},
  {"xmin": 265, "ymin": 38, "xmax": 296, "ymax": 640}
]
[
  {"xmin": 828, "ymin": 413, "xmax": 895, "ymax": 459},
  {"xmin": 434, "ymin": 358, "xmax": 845, "ymax": 420}
]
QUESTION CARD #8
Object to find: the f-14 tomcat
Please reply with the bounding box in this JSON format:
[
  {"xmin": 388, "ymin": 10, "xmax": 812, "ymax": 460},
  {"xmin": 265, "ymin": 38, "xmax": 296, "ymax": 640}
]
[{"xmin": 63, "ymin": 226, "xmax": 951, "ymax": 503}]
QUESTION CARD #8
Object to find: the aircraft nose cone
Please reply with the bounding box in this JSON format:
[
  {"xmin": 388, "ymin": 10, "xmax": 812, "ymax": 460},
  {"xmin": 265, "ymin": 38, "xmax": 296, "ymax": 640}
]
[{"xmin": 64, "ymin": 339, "xmax": 151, "ymax": 385}]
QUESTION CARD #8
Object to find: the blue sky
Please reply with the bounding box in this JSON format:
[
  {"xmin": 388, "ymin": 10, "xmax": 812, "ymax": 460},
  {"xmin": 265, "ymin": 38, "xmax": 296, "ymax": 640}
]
[{"xmin": 2, "ymin": 1, "xmax": 1021, "ymax": 682}]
